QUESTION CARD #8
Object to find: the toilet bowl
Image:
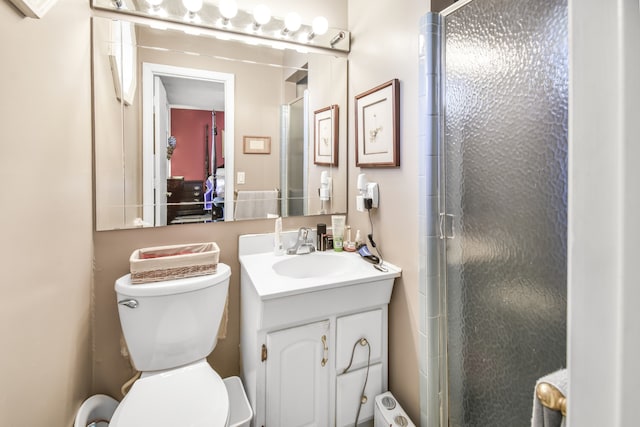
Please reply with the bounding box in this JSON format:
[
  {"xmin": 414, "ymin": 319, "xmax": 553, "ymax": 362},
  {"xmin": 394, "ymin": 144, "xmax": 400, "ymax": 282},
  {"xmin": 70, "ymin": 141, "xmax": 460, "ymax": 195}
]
[
  {"xmin": 109, "ymin": 264, "xmax": 234, "ymax": 427},
  {"xmin": 109, "ymin": 360, "xmax": 229, "ymax": 426}
]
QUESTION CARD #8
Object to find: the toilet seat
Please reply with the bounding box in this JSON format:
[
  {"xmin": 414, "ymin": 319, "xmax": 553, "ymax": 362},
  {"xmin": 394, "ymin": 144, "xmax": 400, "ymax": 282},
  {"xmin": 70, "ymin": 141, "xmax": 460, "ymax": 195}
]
[{"xmin": 109, "ymin": 360, "xmax": 229, "ymax": 427}]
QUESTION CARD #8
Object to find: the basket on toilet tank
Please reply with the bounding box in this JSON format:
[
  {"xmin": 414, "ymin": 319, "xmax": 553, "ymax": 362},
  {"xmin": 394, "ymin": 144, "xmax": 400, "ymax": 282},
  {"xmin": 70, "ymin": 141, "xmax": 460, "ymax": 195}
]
[{"xmin": 129, "ymin": 242, "xmax": 219, "ymax": 284}]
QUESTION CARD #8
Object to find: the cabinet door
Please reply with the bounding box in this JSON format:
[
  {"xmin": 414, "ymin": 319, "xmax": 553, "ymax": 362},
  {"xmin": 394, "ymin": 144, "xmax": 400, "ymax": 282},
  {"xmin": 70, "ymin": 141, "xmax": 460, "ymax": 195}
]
[
  {"xmin": 336, "ymin": 363, "xmax": 383, "ymax": 426},
  {"xmin": 336, "ymin": 309, "xmax": 383, "ymax": 372},
  {"xmin": 265, "ymin": 320, "xmax": 330, "ymax": 427}
]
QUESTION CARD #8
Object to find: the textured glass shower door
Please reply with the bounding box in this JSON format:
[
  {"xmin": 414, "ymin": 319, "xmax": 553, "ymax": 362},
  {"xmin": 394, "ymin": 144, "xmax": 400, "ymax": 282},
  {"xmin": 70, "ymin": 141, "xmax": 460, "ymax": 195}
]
[{"xmin": 441, "ymin": 0, "xmax": 568, "ymax": 425}]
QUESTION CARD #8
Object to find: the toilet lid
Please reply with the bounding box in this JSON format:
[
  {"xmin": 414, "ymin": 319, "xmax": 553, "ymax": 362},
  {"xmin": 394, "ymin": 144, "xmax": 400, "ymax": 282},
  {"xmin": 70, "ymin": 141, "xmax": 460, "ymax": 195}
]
[{"xmin": 110, "ymin": 361, "xmax": 229, "ymax": 427}]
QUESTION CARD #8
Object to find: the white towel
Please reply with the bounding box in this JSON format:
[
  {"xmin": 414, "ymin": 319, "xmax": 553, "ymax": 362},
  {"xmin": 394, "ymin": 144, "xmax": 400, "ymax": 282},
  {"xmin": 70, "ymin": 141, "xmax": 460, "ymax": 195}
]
[
  {"xmin": 234, "ymin": 190, "xmax": 279, "ymax": 220},
  {"xmin": 531, "ymin": 368, "xmax": 567, "ymax": 427}
]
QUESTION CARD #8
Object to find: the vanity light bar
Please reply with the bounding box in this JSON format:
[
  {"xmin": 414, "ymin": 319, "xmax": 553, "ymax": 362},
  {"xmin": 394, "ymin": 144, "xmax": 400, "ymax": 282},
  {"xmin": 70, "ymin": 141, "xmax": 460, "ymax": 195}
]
[{"xmin": 98, "ymin": 0, "xmax": 350, "ymax": 52}]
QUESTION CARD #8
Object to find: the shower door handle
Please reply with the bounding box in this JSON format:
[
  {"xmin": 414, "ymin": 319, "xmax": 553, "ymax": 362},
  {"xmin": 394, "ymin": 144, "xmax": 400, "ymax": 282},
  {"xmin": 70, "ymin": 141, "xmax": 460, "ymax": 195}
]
[{"xmin": 439, "ymin": 213, "xmax": 454, "ymax": 239}]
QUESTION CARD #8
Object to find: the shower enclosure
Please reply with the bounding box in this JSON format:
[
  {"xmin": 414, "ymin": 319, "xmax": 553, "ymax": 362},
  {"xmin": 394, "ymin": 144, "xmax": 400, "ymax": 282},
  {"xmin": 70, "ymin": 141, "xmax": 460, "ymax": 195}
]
[{"xmin": 419, "ymin": 0, "xmax": 568, "ymax": 425}]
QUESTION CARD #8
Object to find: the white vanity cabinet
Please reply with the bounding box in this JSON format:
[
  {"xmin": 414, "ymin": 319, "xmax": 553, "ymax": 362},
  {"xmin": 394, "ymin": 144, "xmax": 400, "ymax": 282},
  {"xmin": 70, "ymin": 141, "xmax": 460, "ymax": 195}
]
[{"xmin": 239, "ymin": 233, "xmax": 401, "ymax": 427}]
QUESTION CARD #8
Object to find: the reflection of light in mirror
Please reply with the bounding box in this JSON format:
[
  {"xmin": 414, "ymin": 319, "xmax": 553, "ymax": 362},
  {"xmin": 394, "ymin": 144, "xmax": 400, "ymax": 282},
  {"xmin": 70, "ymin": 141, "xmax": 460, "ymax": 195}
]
[{"xmin": 184, "ymin": 28, "xmax": 201, "ymax": 36}]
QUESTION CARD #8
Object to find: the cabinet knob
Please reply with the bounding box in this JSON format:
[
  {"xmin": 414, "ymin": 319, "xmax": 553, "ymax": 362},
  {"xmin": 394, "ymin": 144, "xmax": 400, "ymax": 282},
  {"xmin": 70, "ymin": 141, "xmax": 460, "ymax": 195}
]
[{"xmin": 321, "ymin": 335, "xmax": 328, "ymax": 367}]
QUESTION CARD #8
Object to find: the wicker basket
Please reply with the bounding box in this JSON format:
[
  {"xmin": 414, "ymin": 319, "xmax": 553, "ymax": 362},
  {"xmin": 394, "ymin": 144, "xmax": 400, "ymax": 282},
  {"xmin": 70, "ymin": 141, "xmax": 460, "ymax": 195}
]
[{"xmin": 129, "ymin": 242, "xmax": 220, "ymax": 284}]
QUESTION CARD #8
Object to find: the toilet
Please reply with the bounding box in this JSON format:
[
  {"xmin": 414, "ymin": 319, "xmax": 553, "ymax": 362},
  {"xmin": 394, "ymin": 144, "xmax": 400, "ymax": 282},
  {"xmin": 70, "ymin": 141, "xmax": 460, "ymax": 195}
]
[{"xmin": 109, "ymin": 263, "xmax": 234, "ymax": 426}]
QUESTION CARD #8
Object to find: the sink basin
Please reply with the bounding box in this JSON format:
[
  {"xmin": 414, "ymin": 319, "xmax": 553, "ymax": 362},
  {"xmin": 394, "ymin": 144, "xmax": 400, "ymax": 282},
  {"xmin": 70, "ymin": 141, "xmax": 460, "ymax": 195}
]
[{"xmin": 272, "ymin": 253, "xmax": 351, "ymax": 279}]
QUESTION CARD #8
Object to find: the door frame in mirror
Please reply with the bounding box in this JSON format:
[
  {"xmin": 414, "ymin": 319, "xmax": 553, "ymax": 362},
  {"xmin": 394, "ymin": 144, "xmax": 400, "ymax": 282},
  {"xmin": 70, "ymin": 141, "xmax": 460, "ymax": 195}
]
[{"xmin": 142, "ymin": 63, "xmax": 235, "ymax": 225}]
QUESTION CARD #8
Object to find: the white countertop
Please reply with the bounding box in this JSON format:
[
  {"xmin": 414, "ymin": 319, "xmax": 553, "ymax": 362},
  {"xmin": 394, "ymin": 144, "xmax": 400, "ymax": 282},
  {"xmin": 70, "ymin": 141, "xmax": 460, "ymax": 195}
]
[{"xmin": 239, "ymin": 250, "xmax": 401, "ymax": 300}]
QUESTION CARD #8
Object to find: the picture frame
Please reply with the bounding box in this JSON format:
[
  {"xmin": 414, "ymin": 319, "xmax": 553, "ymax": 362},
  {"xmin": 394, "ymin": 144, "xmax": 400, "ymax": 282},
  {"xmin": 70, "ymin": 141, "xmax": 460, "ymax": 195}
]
[
  {"xmin": 243, "ymin": 136, "xmax": 271, "ymax": 154},
  {"xmin": 8, "ymin": 0, "xmax": 57, "ymax": 18},
  {"xmin": 355, "ymin": 79, "xmax": 400, "ymax": 167},
  {"xmin": 314, "ymin": 105, "xmax": 339, "ymax": 166}
]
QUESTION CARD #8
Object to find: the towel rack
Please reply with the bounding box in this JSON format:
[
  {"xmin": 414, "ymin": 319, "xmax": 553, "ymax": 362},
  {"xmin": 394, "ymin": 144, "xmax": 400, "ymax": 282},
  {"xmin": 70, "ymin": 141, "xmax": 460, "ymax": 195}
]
[
  {"xmin": 536, "ymin": 382, "xmax": 567, "ymax": 416},
  {"xmin": 234, "ymin": 188, "xmax": 280, "ymax": 198}
]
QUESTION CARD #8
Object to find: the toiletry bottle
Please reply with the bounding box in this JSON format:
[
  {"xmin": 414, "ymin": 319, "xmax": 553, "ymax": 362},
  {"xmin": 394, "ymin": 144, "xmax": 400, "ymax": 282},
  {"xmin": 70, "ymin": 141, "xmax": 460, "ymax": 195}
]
[
  {"xmin": 331, "ymin": 215, "xmax": 346, "ymax": 252},
  {"xmin": 355, "ymin": 229, "xmax": 363, "ymax": 247}
]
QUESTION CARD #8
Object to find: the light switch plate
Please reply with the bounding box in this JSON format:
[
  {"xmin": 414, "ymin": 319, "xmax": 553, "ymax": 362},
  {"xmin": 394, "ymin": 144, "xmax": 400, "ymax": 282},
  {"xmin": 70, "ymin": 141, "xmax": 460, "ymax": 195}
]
[{"xmin": 237, "ymin": 171, "xmax": 245, "ymax": 184}]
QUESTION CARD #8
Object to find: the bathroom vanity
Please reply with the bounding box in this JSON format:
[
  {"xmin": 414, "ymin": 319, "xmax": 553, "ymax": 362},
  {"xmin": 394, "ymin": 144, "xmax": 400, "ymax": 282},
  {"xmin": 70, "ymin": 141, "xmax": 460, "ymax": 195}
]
[{"xmin": 239, "ymin": 232, "xmax": 401, "ymax": 427}]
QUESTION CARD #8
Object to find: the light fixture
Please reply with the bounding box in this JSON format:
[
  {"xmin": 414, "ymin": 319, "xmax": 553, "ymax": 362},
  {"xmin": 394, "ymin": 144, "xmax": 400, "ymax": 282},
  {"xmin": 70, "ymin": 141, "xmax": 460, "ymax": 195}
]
[
  {"xmin": 308, "ymin": 16, "xmax": 328, "ymax": 40},
  {"xmin": 182, "ymin": 0, "xmax": 202, "ymax": 13},
  {"xmin": 252, "ymin": 4, "xmax": 271, "ymax": 31},
  {"xmin": 147, "ymin": 0, "xmax": 162, "ymax": 11},
  {"xmin": 330, "ymin": 31, "xmax": 346, "ymax": 47},
  {"xmin": 182, "ymin": 0, "xmax": 202, "ymax": 22},
  {"xmin": 281, "ymin": 12, "xmax": 301, "ymax": 36},
  {"xmin": 219, "ymin": 0, "xmax": 237, "ymax": 26},
  {"xmin": 98, "ymin": 0, "xmax": 351, "ymax": 52},
  {"xmin": 146, "ymin": 0, "xmax": 166, "ymax": 16}
]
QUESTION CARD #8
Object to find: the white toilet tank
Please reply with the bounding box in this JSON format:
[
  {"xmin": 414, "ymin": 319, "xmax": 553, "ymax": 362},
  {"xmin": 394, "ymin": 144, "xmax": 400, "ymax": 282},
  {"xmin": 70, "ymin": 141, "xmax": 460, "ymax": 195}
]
[{"xmin": 115, "ymin": 263, "xmax": 231, "ymax": 372}]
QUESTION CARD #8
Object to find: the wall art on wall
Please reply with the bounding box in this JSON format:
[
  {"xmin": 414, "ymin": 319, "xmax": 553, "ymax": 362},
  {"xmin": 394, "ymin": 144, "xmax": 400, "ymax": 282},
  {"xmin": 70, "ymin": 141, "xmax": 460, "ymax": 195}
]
[
  {"xmin": 243, "ymin": 136, "xmax": 271, "ymax": 154},
  {"xmin": 355, "ymin": 79, "xmax": 400, "ymax": 167},
  {"xmin": 314, "ymin": 105, "xmax": 339, "ymax": 166},
  {"xmin": 8, "ymin": 0, "xmax": 57, "ymax": 18}
]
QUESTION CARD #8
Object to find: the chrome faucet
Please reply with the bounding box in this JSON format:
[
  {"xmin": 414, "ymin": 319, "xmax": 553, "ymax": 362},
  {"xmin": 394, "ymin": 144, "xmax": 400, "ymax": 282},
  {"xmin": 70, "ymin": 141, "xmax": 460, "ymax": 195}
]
[{"xmin": 287, "ymin": 227, "xmax": 316, "ymax": 255}]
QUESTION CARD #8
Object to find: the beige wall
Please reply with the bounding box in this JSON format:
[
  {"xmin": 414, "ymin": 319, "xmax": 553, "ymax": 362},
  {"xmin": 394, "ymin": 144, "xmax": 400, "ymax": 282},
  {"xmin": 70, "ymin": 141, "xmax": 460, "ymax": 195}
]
[
  {"xmin": 0, "ymin": 0, "xmax": 93, "ymax": 425},
  {"xmin": 347, "ymin": 0, "xmax": 428, "ymax": 421},
  {"xmin": 0, "ymin": 0, "xmax": 426, "ymax": 424}
]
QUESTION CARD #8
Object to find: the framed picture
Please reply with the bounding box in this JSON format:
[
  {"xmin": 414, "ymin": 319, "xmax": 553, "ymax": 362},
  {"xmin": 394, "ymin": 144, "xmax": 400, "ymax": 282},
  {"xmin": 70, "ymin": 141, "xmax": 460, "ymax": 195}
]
[
  {"xmin": 8, "ymin": 0, "xmax": 57, "ymax": 18},
  {"xmin": 314, "ymin": 105, "xmax": 339, "ymax": 166},
  {"xmin": 355, "ymin": 79, "xmax": 400, "ymax": 167},
  {"xmin": 243, "ymin": 136, "xmax": 271, "ymax": 154}
]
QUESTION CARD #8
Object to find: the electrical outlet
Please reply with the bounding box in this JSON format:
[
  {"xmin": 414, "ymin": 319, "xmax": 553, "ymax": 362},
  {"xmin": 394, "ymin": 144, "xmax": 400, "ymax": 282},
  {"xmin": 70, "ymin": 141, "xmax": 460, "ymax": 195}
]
[
  {"xmin": 366, "ymin": 183, "xmax": 379, "ymax": 208},
  {"xmin": 237, "ymin": 171, "xmax": 245, "ymax": 184}
]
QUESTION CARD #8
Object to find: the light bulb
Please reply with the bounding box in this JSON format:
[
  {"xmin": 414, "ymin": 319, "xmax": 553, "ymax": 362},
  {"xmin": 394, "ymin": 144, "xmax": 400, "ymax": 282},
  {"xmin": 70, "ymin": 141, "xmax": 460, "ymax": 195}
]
[
  {"xmin": 253, "ymin": 4, "xmax": 271, "ymax": 26},
  {"xmin": 182, "ymin": 0, "xmax": 202, "ymax": 12},
  {"xmin": 219, "ymin": 0, "xmax": 237, "ymax": 19},
  {"xmin": 312, "ymin": 16, "xmax": 329, "ymax": 36},
  {"xmin": 284, "ymin": 12, "xmax": 302, "ymax": 33},
  {"xmin": 147, "ymin": 0, "xmax": 162, "ymax": 7}
]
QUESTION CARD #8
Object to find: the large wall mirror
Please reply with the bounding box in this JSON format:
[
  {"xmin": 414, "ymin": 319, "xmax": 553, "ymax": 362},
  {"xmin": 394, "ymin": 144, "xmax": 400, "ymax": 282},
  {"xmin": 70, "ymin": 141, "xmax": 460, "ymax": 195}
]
[{"xmin": 93, "ymin": 15, "xmax": 347, "ymax": 231}]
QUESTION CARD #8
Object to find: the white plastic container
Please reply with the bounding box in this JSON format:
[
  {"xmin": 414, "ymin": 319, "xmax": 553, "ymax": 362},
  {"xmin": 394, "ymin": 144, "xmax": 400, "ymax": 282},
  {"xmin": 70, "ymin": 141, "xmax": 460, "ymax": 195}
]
[
  {"xmin": 223, "ymin": 376, "xmax": 253, "ymax": 427},
  {"xmin": 74, "ymin": 394, "xmax": 119, "ymax": 427}
]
